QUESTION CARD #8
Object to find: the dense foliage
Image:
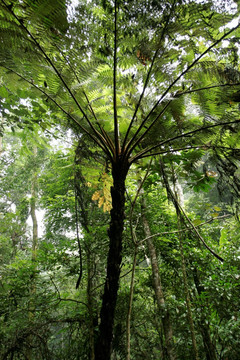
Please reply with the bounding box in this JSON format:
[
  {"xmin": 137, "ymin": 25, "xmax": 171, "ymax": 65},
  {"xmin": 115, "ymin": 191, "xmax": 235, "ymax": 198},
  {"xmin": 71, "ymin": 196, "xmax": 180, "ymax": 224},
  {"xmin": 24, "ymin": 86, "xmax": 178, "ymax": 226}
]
[{"xmin": 0, "ymin": 0, "xmax": 240, "ymax": 359}]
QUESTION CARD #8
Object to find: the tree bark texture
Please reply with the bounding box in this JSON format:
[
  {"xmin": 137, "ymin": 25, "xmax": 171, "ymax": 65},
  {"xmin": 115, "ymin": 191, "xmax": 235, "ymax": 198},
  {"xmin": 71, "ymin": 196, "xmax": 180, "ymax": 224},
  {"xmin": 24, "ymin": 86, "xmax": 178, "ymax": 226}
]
[
  {"xmin": 141, "ymin": 198, "xmax": 176, "ymax": 360},
  {"xmin": 95, "ymin": 163, "xmax": 127, "ymax": 360}
]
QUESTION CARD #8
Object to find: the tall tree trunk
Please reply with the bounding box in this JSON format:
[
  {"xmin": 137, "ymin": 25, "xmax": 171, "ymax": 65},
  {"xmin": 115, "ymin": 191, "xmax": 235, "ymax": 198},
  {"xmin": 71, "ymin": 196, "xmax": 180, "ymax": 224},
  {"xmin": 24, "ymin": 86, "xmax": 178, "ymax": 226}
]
[
  {"xmin": 192, "ymin": 267, "xmax": 217, "ymax": 360},
  {"xmin": 87, "ymin": 246, "xmax": 96, "ymax": 360},
  {"xmin": 30, "ymin": 183, "xmax": 38, "ymax": 265},
  {"xmin": 74, "ymin": 147, "xmax": 97, "ymax": 360},
  {"xmin": 126, "ymin": 245, "xmax": 138, "ymax": 360},
  {"xmin": 178, "ymin": 229, "xmax": 199, "ymax": 360},
  {"xmin": 95, "ymin": 163, "xmax": 128, "ymax": 360},
  {"xmin": 30, "ymin": 146, "xmax": 38, "ymax": 271},
  {"xmin": 173, "ymin": 178, "xmax": 199, "ymax": 360},
  {"xmin": 141, "ymin": 198, "xmax": 176, "ymax": 360},
  {"xmin": 28, "ymin": 146, "xmax": 38, "ymax": 359},
  {"xmin": 160, "ymin": 159, "xmax": 199, "ymax": 360},
  {"xmin": 200, "ymin": 323, "xmax": 217, "ymax": 360}
]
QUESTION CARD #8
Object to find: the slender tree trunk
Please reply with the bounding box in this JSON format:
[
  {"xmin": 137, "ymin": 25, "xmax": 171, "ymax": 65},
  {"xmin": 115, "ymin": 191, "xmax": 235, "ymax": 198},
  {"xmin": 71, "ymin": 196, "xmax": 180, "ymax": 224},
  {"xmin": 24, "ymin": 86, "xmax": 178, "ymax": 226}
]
[
  {"xmin": 192, "ymin": 267, "xmax": 217, "ymax": 360},
  {"xmin": 28, "ymin": 146, "xmax": 38, "ymax": 360},
  {"xmin": 141, "ymin": 198, "xmax": 176, "ymax": 360},
  {"xmin": 11, "ymin": 233, "xmax": 18, "ymax": 257},
  {"xmin": 30, "ymin": 146, "xmax": 38, "ymax": 269},
  {"xmin": 95, "ymin": 163, "xmax": 128, "ymax": 360},
  {"xmin": 160, "ymin": 159, "xmax": 199, "ymax": 360},
  {"xmin": 87, "ymin": 246, "xmax": 96, "ymax": 360},
  {"xmin": 178, "ymin": 224, "xmax": 199, "ymax": 360},
  {"xmin": 30, "ymin": 183, "xmax": 38, "ymax": 264},
  {"xmin": 200, "ymin": 325, "xmax": 217, "ymax": 360},
  {"xmin": 74, "ymin": 148, "xmax": 107, "ymax": 360},
  {"xmin": 126, "ymin": 245, "xmax": 138, "ymax": 360},
  {"xmin": 172, "ymin": 167, "xmax": 199, "ymax": 360}
]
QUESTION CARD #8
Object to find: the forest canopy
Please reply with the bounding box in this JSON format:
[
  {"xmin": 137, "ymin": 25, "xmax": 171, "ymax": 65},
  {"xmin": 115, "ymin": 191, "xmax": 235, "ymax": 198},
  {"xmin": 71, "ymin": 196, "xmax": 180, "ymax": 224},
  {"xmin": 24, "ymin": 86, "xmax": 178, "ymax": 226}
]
[{"xmin": 0, "ymin": 0, "xmax": 240, "ymax": 359}]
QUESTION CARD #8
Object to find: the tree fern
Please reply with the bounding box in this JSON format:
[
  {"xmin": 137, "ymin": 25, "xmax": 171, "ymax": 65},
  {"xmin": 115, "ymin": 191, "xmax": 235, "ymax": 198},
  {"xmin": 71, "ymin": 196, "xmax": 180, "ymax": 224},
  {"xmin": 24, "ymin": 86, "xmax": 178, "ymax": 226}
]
[{"xmin": 1, "ymin": 1, "xmax": 240, "ymax": 359}]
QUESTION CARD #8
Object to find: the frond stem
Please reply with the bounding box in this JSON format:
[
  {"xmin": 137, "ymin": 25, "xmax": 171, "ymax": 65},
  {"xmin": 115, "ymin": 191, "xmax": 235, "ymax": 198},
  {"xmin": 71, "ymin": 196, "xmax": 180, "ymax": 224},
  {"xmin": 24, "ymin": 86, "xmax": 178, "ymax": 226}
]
[
  {"xmin": 130, "ymin": 119, "xmax": 240, "ymax": 164},
  {"xmin": 54, "ymin": 44, "xmax": 106, "ymax": 139},
  {"xmin": 126, "ymin": 100, "xmax": 171, "ymax": 159},
  {"xmin": 132, "ymin": 145, "xmax": 240, "ymax": 161},
  {"xmin": 2, "ymin": 0, "xmax": 105, "ymax": 148},
  {"xmin": 122, "ymin": 0, "xmax": 177, "ymax": 153},
  {"xmin": 82, "ymin": 90, "xmax": 114, "ymax": 156},
  {"xmin": 159, "ymin": 158, "xmax": 223, "ymax": 262},
  {"xmin": 176, "ymin": 82, "xmax": 240, "ymax": 97},
  {"xmin": 113, "ymin": 0, "xmax": 119, "ymax": 158},
  {"xmin": 124, "ymin": 21, "xmax": 240, "ymax": 159},
  {"xmin": 3, "ymin": 66, "xmax": 108, "ymax": 153}
]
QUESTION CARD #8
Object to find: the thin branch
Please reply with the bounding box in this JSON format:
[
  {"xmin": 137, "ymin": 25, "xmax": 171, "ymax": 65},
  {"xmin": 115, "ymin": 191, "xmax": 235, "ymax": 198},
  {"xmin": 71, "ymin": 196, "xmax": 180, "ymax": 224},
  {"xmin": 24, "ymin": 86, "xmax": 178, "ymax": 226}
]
[
  {"xmin": 131, "ymin": 159, "xmax": 153, "ymax": 218},
  {"xmin": 50, "ymin": 276, "xmax": 89, "ymax": 309},
  {"xmin": 44, "ymin": 317, "xmax": 85, "ymax": 324},
  {"xmin": 91, "ymin": 258, "xmax": 151, "ymax": 293},
  {"xmin": 75, "ymin": 179, "xmax": 83, "ymax": 290},
  {"xmin": 129, "ymin": 158, "xmax": 152, "ymax": 245},
  {"xmin": 122, "ymin": 0, "xmax": 177, "ymax": 153},
  {"xmin": 113, "ymin": 0, "xmax": 119, "ymax": 157},
  {"xmin": 130, "ymin": 118, "xmax": 240, "ymax": 164},
  {"xmin": 56, "ymin": 297, "xmax": 88, "ymax": 307},
  {"xmin": 124, "ymin": 21, "xmax": 240, "ymax": 158},
  {"xmin": 2, "ymin": 0, "xmax": 105, "ymax": 148},
  {"xmin": 159, "ymin": 158, "xmax": 224, "ymax": 261},
  {"xmin": 138, "ymin": 215, "xmax": 231, "ymax": 245}
]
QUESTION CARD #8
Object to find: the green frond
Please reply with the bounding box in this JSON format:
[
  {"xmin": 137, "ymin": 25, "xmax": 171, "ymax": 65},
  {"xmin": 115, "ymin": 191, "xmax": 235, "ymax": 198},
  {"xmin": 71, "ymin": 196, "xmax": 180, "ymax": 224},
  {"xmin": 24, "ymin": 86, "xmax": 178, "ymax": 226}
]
[
  {"xmin": 24, "ymin": 0, "xmax": 68, "ymax": 33},
  {"xmin": 1, "ymin": 0, "xmax": 240, "ymax": 160},
  {"xmin": 95, "ymin": 64, "xmax": 113, "ymax": 86}
]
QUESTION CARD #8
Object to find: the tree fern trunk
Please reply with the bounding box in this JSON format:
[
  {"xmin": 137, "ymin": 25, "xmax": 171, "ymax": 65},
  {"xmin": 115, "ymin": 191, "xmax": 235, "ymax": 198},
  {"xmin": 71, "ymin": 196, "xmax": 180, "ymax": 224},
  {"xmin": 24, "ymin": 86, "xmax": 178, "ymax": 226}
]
[{"xmin": 95, "ymin": 163, "xmax": 127, "ymax": 360}]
